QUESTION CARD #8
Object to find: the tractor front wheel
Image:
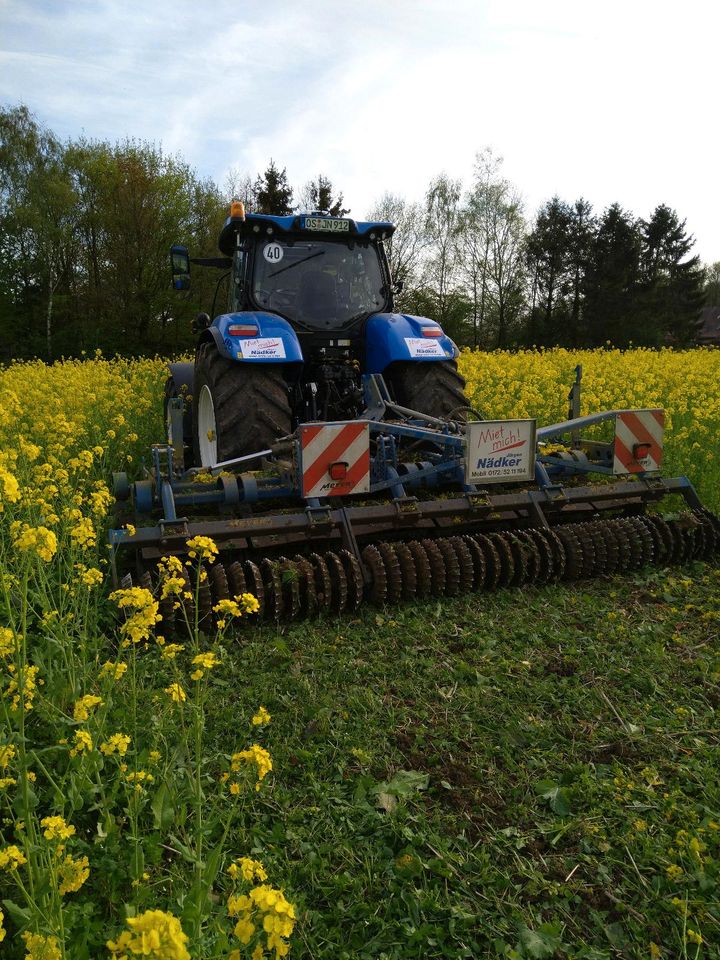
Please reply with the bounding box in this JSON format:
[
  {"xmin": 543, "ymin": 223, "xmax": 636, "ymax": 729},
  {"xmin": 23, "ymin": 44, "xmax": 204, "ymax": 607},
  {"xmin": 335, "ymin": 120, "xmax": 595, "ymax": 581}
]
[
  {"xmin": 191, "ymin": 342, "xmax": 292, "ymax": 468},
  {"xmin": 385, "ymin": 360, "xmax": 469, "ymax": 420}
]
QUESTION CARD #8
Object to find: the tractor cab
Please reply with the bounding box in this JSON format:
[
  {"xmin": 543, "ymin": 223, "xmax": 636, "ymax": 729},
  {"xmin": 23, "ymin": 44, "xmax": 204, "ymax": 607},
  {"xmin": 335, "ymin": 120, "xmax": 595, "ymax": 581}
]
[{"xmin": 217, "ymin": 207, "xmax": 396, "ymax": 332}]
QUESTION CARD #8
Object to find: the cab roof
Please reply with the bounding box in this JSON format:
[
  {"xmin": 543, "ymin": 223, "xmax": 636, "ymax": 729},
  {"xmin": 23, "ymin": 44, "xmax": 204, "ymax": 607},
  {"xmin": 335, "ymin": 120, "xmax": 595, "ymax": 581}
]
[{"xmin": 219, "ymin": 211, "xmax": 395, "ymax": 257}]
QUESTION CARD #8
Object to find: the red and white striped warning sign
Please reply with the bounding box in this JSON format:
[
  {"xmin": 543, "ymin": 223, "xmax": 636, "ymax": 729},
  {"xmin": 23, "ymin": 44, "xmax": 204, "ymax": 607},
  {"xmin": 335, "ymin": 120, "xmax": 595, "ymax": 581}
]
[
  {"xmin": 613, "ymin": 409, "xmax": 664, "ymax": 474},
  {"xmin": 300, "ymin": 421, "xmax": 371, "ymax": 497}
]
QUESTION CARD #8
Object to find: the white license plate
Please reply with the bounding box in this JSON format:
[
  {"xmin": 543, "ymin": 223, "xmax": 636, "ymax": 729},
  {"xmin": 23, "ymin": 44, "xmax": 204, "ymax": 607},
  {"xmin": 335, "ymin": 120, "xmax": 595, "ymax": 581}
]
[{"xmin": 304, "ymin": 217, "xmax": 350, "ymax": 233}]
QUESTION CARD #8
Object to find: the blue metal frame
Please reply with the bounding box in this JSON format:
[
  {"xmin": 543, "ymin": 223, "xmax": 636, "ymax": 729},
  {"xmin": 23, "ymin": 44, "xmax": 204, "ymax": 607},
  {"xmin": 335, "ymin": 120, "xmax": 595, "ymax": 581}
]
[{"xmin": 109, "ymin": 391, "xmax": 697, "ymax": 548}]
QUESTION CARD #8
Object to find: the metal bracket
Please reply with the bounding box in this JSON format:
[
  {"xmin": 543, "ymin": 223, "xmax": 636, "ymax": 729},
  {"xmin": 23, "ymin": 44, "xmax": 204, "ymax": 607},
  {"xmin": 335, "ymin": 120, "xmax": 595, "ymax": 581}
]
[
  {"xmin": 304, "ymin": 498, "xmax": 333, "ymax": 533},
  {"xmin": 158, "ymin": 517, "xmax": 189, "ymax": 541},
  {"xmin": 541, "ymin": 485, "xmax": 568, "ymax": 503},
  {"xmin": 391, "ymin": 496, "xmax": 420, "ymax": 523}
]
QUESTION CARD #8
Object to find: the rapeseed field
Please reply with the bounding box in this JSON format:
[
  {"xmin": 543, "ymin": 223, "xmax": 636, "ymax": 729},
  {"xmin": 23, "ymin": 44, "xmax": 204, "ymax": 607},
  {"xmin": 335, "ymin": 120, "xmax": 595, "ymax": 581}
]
[{"xmin": 0, "ymin": 348, "xmax": 718, "ymax": 958}]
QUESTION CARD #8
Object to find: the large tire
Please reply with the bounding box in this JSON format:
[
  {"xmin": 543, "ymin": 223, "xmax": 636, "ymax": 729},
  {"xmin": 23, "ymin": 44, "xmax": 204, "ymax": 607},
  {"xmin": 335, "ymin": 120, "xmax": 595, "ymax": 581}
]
[
  {"xmin": 192, "ymin": 341, "xmax": 292, "ymax": 467},
  {"xmin": 385, "ymin": 360, "xmax": 468, "ymax": 419}
]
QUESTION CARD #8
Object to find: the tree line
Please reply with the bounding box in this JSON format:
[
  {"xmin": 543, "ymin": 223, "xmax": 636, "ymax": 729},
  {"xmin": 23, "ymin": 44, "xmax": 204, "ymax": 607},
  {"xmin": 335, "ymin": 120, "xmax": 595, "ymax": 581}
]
[{"xmin": 0, "ymin": 104, "xmax": 713, "ymax": 361}]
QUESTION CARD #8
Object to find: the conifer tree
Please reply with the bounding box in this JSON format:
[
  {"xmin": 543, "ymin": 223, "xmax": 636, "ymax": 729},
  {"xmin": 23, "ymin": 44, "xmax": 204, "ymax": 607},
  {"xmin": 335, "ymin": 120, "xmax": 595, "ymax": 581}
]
[{"xmin": 254, "ymin": 160, "xmax": 294, "ymax": 215}]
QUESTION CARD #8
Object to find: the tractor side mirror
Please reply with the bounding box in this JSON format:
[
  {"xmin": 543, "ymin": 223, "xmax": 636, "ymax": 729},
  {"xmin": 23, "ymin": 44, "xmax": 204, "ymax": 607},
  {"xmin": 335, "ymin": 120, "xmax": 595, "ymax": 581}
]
[
  {"xmin": 393, "ymin": 279, "xmax": 404, "ymax": 295},
  {"xmin": 170, "ymin": 245, "xmax": 191, "ymax": 291},
  {"xmin": 191, "ymin": 313, "xmax": 211, "ymax": 333}
]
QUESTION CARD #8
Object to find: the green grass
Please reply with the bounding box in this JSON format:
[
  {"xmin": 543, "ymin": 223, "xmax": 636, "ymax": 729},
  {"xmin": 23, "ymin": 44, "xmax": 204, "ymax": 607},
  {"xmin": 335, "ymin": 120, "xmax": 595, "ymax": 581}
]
[{"xmin": 207, "ymin": 563, "xmax": 720, "ymax": 959}]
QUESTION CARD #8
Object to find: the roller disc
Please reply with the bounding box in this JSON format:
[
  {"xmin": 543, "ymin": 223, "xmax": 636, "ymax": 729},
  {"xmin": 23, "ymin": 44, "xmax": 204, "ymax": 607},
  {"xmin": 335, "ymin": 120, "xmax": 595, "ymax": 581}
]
[
  {"xmin": 309, "ymin": 552, "xmax": 332, "ymax": 607},
  {"xmin": 638, "ymin": 516, "xmax": 668, "ymax": 567},
  {"xmin": 695, "ymin": 509, "xmax": 718, "ymax": 558},
  {"xmin": 408, "ymin": 541, "xmax": 433, "ymax": 598},
  {"xmin": 654, "ymin": 516, "xmax": 676, "ymax": 565},
  {"xmin": 473, "ymin": 533, "xmax": 501, "ymax": 591},
  {"xmin": 278, "ymin": 558, "xmax": 302, "ymax": 620},
  {"xmin": 701, "ymin": 510, "xmax": 720, "ymax": 554},
  {"xmin": 449, "ymin": 537, "xmax": 474, "ymax": 594},
  {"xmin": 362, "ymin": 544, "xmax": 387, "ymax": 605},
  {"xmin": 227, "ymin": 561, "xmax": 248, "ymax": 598},
  {"xmin": 210, "ymin": 563, "xmax": 230, "ymax": 604},
  {"xmin": 588, "ymin": 521, "xmax": 609, "ymax": 575},
  {"xmin": 260, "ymin": 559, "xmax": 284, "ymax": 621},
  {"xmin": 663, "ymin": 519, "xmax": 687, "ymax": 564},
  {"xmin": 378, "ymin": 543, "xmax": 403, "ymax": 603},
  {"xmin": 516, "ymin": 531, "xmax": 541, "ymax": 584},
  {"xmin": 422, "ymin": 539, "xmax": 448, "ymax": 596},
  {"xmin": 325, "ymin": 551, "xmax": 349, "ymax": 614},
  {"xmin": 293, "ymin": 555, "xmax": 318, "ymax": 617},
  {"xmin": 488, "ymin": 533, "xmax": 515, "ymax": 588},
  {"xmin": 625, "ymin": 516, "xmax": 654, "ymax": 567},
  {"xmin": 555, "ymin": 527, "xmax": 584, "ymax": 581},
  {"xmin": 686, "ymin": 514, "xmax": 705, "ymax": 560},
  {"xmin": 436, "ymin": 538, "xmax": 461, "ymax": 596},
  {"xmin": 525, "ymin": 529, "xmax": 554, "ymax": 585},
  {"xmin": 504, "ymin": 533, "xmax": 530, "ymax": 587},
  {"xmin": 157, "ymin": 595, "xmax": 177, "ymax": 640},
  {"xmin": 243, "ymin": 560, "xmax": 265, "ymax": 620},
  {"xmin": 189, "ymin": 564, "xmax": 214, "ymax": 630},
  {"xmin": 596, "ymin": 520, "xmax": 621, "ymax": 575},
  {"xmin": 394, "ymin": 543, "xmax": 418, "ymax": 600},
  {"xmin": 177, "ymin": 566, "xmax": 193, "ymax": 625},
  {"xmin": 572, "ymin": 523, "xmax": 597, "ymax": 578},
  {"xmin": 339, "ymin": 549, "xmax": 365, "ymax": 611},
  {"xmin": 462, "ymin": 535, "xmax": 487, "ymax": 590},
  {"xmin": 607, "ymin": 520, "xmax": 633, "ymax": 570},
  {"xmin": 668, "ymin": 519, "xmax": 695, "ymax": 563},
  {"xmin": 543, "ymin": 528, "xmax": 566, "ymax": 581}
]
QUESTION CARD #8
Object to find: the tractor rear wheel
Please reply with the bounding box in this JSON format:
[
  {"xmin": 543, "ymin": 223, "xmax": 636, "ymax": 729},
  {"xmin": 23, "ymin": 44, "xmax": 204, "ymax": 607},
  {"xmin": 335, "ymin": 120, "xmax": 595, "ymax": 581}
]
[
  {"xmin": 385, "ymin": 360, "xmax": 469, "ymax": 420},
  {"xmin": 192, "ymin": 341, "xmax": 292, "ymax": 468}
]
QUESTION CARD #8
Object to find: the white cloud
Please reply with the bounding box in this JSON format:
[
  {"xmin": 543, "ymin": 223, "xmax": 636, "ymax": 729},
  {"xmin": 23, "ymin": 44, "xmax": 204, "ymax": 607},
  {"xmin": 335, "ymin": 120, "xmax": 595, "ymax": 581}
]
[{"xmin": 1, "ymin": 0, "xmax": 718, "ymax": 259}]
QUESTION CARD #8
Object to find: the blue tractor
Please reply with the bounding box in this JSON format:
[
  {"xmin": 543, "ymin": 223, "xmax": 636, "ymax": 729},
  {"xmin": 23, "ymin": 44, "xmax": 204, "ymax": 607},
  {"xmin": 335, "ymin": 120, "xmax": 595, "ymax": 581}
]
[{"xmin": 167, "ymin": 204, "xmax": 467, "ymax": 469}]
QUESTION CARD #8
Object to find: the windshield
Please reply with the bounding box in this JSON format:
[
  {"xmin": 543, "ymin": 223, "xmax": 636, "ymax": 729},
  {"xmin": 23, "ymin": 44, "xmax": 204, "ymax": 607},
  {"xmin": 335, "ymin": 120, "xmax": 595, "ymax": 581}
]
[{"xmin": 251, "ymin": 238, "xmax": 386, "ymax": 328}]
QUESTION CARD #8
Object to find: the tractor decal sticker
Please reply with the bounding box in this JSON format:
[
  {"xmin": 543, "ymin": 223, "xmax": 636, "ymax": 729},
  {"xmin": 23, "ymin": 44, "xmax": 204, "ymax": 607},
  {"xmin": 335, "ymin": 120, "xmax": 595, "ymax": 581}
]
[
  {"xmin": 613, "ymin": 409, "xmax": 664, "ymax": 474},
  {"xmin": 300, "ymin": 422, "xmax": 371, "ymax": 498},
  {"xmin": 239, "ymin": 338, "xmax": 287, "ymax": 359},
  {"xmin": 465, "ymin": 419, "xmax": 537, "ymax": 484},
  {"xmin": 263, "ymin": 242, "xmax": 284, "ymax": 263},
  {"xmin": 404, "ymin": 337, "xmax": 446, "ymax": 358}
]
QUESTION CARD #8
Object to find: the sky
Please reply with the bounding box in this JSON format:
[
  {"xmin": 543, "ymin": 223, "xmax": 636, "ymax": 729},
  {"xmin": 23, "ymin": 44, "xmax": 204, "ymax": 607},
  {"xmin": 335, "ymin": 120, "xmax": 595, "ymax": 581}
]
[{"xmin": 1, "ymin": 0, "xmax": 718, "ymax": 262}]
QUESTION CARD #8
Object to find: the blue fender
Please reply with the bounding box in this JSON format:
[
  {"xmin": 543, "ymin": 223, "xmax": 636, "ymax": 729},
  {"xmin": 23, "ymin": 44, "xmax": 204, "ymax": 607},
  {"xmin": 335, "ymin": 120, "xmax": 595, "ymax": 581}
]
[
  {"xmin": 364, "ymin": 313, "xmax": 459, "ymax": 374},
  {"xmin": 201, "ymin": 312, "xmax": 304, "ymax": 363}
]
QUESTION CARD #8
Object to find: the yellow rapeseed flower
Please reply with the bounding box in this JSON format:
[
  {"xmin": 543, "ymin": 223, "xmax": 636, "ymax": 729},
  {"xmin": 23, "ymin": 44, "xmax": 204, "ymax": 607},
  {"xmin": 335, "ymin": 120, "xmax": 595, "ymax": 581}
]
[
  {"xmin": 0, "ymin": 844, "xmax": 27, "ymax": 871},
  {"xmin": 12, "ymin": 523, "xmax": 57, "ymax": 562},
  {"xmin": 185, "ymin": 535, "xmax": 218, "ymax": 562},
  {"xmin": 0, "ymin": 627, "xmax": 14, "ymax": 657},
  {"xmin": 41, "ymin": 815, "xmax": 76, "ymax": 841},
  {"xmin": 73, "ymin": 694, "xmax": 103, "ymax": 722},
  {"xmin": 58, "ymin": 853, "xmax": 90, "ymax": 895},
  {"xmin": 164, "ymin": 682, "xmax": 187, "ymax": 703},
  {"xmin": 100, "ymin": 660, "xmax": 128, "ymax": 681},
  {"xmin": 69, "ymin": 729, "xmax": 93, "ymax": 757},
  {"xmin": 107, "ymin": 909, "xmax": 191, "ymax": 960},
  {"xmin": 110, "ymin": 587, "xmax": 160, "ymax": 645},
  {"xmin": 251, "ymin": 706, "xmax": 271, "ymax": 726},
  {"xmin": 228, "ymin": 856, "xmax": 268, "ymax": 883},
  {"xmin": 231, "ymin": 744, "xmax": 273, "ymax": 791},
  {"xmin": 99, "ymin": 733, "xmax": 131, "ymax": 757},
  {"xmin": 21, "ymin": 931, "xmax": 62, "ymax": 960}
]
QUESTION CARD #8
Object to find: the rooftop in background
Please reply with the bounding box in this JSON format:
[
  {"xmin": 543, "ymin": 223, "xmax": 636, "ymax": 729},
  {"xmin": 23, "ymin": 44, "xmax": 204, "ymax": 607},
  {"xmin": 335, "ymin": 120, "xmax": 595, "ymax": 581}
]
[{"xmin": 698, "ymin": 306, "xmax": 720, "ymax": 345}]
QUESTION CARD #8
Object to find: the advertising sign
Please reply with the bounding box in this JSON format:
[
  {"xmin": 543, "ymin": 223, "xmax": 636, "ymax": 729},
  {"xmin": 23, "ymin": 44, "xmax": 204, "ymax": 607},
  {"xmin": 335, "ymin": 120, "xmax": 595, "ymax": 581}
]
[{"xmin": 465, "ymin": 419, "xmax": 537, "ymax": 484}]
